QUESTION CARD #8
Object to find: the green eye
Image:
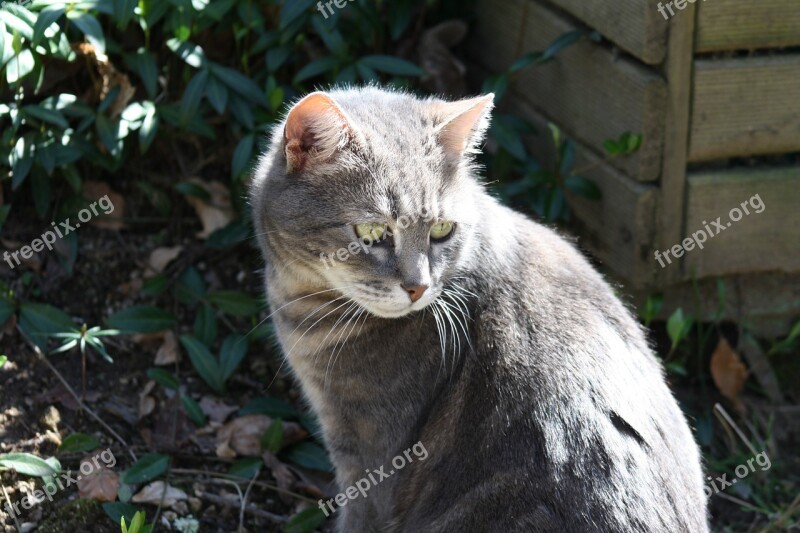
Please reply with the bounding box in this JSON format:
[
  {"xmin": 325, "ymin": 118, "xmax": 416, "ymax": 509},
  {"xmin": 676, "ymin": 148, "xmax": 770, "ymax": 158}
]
[
  {"xmin": 355, "ymin": 223, "xmax": 387, "ymax": 241},
  {"xmin": 430, "ymin": 221, "xmax": 454, "ymax": 240}
]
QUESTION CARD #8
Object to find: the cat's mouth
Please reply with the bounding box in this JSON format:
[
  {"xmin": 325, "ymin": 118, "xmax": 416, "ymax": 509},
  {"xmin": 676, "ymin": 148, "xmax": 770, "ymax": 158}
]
[{"xmin": 348, "ymin": 289, "xmax": 436, "ymax": 319}]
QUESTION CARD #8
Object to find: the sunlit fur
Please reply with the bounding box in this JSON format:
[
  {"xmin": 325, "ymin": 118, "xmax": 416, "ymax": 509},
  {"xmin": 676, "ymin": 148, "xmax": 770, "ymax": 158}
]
[{"xmin": 251, "ymin": 87, "xmax": 708, "ymax": 532}]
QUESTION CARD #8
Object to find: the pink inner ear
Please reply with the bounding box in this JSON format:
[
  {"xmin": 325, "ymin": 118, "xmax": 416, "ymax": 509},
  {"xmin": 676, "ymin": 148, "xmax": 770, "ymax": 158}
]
[
  {"xmin": 284, "ymin": 92, "xmax": 350, "ymax": 171},
  {"xmin": 437, "ymin": 94, "xmax": 494, "ymax": 157}
]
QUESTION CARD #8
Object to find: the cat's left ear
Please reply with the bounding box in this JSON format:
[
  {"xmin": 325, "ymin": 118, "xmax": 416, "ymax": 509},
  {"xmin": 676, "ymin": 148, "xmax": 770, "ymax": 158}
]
[
  {"xmin": 435, "ymin": 94, "xmax": 494, "ymax": 158},
  {"xmin": 283, "ymin": 92, "xmax": 355, "ymax": 172}
]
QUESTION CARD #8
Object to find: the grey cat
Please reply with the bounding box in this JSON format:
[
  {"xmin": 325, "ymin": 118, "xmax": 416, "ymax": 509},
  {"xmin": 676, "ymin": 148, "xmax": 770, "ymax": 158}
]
[{"xmin": 251, "ymin": 87, "xmax": 708, "ymax": 532}]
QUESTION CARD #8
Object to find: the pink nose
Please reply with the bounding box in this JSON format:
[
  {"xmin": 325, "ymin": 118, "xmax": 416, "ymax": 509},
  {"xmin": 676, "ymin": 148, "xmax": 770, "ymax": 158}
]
[{"xmin": 402, "ymin": 284, "xmax": 429, "ymax": 303}]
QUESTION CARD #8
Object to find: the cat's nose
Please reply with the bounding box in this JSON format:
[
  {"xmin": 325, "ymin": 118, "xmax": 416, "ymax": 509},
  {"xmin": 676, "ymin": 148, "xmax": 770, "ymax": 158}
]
[{"xmin": 401, "ymin": 283, "xmax": 429, "ymax": 303}]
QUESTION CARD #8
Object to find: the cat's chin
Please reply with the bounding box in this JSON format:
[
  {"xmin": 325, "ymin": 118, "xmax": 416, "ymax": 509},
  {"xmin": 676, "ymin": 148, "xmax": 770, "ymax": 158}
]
[{"xmin": 361, "ymin": 300, "xmax": 430, "ymax": 319}]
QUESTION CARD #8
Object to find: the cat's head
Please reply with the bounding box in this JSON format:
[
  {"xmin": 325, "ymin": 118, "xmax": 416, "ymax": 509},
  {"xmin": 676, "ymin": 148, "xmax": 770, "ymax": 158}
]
[{"xmin": 252, "ymin": 87, "xmax": 493, "ymax": 318}]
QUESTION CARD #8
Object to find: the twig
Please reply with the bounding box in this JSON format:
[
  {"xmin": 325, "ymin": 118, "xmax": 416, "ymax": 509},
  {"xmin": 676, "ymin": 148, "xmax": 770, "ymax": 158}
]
[
  {"xmin": 197, "ymin": 491, "xmax": 287, "ymax": 524},
  {"xmin": 240, "ymin": 470, "xmax": 260, "ymax": 532},
  {"xmin": 715, "ymin": 492, "xmax": 764, "ymax": 514},
  {"xmin": 170, "ymin": 468, "xmax": 315, "ymax": 503},
  {"xmin": 760, "ymin": 492, "xmax": 800, "ymax": 533},
  {"xmin": 17, "ymin": 324, "xmax": 138, "ymax": 462},
  {"xmin": 713, "ymin": 403, "xmax": 760, "ymax": 457},
  {"xmin": 1, "ymin": 482, "xmax": 22, "ymax": 533}
]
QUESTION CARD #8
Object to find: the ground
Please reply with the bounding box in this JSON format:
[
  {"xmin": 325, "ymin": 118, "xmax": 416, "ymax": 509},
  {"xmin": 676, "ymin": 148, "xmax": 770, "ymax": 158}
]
[{"xmin": 0, "ymin": 189, "xmax": 798, "ymax": 532}]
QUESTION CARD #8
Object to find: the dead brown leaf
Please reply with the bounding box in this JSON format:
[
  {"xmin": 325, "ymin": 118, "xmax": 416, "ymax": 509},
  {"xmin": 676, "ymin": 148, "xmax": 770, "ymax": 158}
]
[
  {"xmin": 154, "ymin": 331, "xmax": 180, "ymax": 366},
  {"xmin": 82, "ymin": 181, "xmax": 126, "ymax": 230},
  {"xmin": 199, "ymin": 396, "xmax": 238, "ymax": 424},
  {"xmin": 132, "ymin": 481, "xmax": 188, "ymax": 508},
  {"xmin": 184, "ymin": 178, "xmax": 235, "ymax": 238},
  {"xmin": 77, "ymin": 457, "xmax": 119, "ymax": 502},
  {"xmin": 147, "ymin": 246, "xmax": 183, "ymax": 276},
  {"xmin": 138, "ymin": 380, "xmax": 157, "ymax": 420},
  {"xmin": 710, "ymin": 337, "xmax": 749, "ymax": 413},
  {"xmin": 216, "ymin": 414, "xmax": 271, "ymax": 458}
]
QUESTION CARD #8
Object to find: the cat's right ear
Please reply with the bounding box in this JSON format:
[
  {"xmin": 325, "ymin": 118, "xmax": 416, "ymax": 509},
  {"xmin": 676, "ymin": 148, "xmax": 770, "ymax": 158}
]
[{"xmin": 283, "ymin": 92, "xmax": 353, "ymax": 172}]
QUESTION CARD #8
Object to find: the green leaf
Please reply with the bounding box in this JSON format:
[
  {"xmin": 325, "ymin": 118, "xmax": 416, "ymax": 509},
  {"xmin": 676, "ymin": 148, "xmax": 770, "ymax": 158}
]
[
  {"xmin": 489, "ymin": 116, "xmax": 526, "ymax": 161},
  {"xmin": 283, "ymin": 442, "xmax": 333, "ymax": 472},
  {"xmin": 205, "ymin": 74, "xmax": 228, "ymax": 114},
  {"xmin": 141, "ymin": 275, "xmax": 168, "ymax": 297},
  {"xmin": 146, "ymin": 368, "xmax": 179, "ymax": 390},
  {"xmin": 0, "ymin": 453, "xmax": 59, "ymax": 477},
  {"xmin": 193, "ymin": 303, "xmax": 217, "ymax": 347},
  {"xmin": 284, "ymin": 506, "xmax": 328, "ymax": 533},
  {"xmin": 564, "ymin": 176, "xmax": 601, "ymax": 200},
  {"xmin": 106, "ymin": 305, "xmax": 177, "ymax": 333},
  {"xmin": 180, "ymin": 335, "xmax": 225, "ymax": 393},
  {"xmin": 166, "ymin": 38, "xmax": 207, "ymax": 68},
  {"xmin": 279, "ymin": 0, "xmax": 314, "ymax": 30},
  {"xmin": 102, "ymin": 502, "xmax": 139, "ymax": 526},
  {"xmin": 509, "ymin": 51, "xmax": 546, "ymax": 73},
  {"xmin": 95, "ymin": 114, "xmax": 122, "ymax": 156},
  {"xmin": 667, "ymin": 308, "xmax": 692, "ymax": 350},
  {"xmin": 239, "ymin": 397, "xmax": 296, "ymax": 418},
  {"xmin": 219, "ymin": 335, "xmax": 248, "ymax": 381},
  {"xmin": 32, "ymin": 6, "xmax": 64, "ymax": 46},
  {"xmin": 113, "ymin": 0, "xmax": 138, "ymax": 27},
  {"xmin": 127, "ymin": 50, "xmax": 158, "ymax": 99},
  {"xmin": 232, "ymin": 134, "xmax": 254, "ymax": 178},
  {"xmin": 228, "ymin": 458, "xmax": 262, "ymax": 480},
  {"xmin": 22, "ymin": 105, "xmax": 68, "ymax": 129},
  {"xmin": 5, "ymin": 49, "xmax": 36, "ymax": 84},
  {"xmin": 122, "ymin": 453, "xmax": 170, "ymax": 484},
  {"xmin": 209, "ymin": 63, "xmax": 268, "ymax": 107},
  {"xmin": 261, "ymin": 419, "xmax": 283, "ymax": 453},
  {"xmin": 206, "ymin": 221, "xmax": 250, "ymax": 249},
  {"xmin": 59, "ymin": 433, "xmax": 100, "ymax": 454},
  {"xmin": 179, "ymin": 68, "xmax": 208, "ymax": 127},
  {"xmin": 181, "ymin": 395, "xmax": 207, "ymax": 426},
  {"xmin": 139, "ymin": 101, "xmax": 159, "ymax": 153},
  {"xmin": 358, "ymin": 55, "xmax": 425, "ymax": 77},
  {"xmin": 19, "ymin": 303, "xmax": 76, "ymax": 350},
  {"xmin": 175, "ymin": 265, "xmax": 206, "ymax": 303},
  {"xmin": 0, "ymin": 355, "xmax": 6, "ymax": 369},
  {"xmin": 0, "ymin": 299, "xmax": 14, "ymax": 326},
  {"xmin": 542, "ymin": 30, "xmax": 584, "ymax": 61},
  {"xmin": 207, "ymin": 291, "xmax": 262, "ymax": 317},
  {"xmin": 293, "ymin": 56, "xmax": 339, "ymax": 84},
  {"xmin": 67, "ymin": 11, "xmax": 106, "ymax": 54}
]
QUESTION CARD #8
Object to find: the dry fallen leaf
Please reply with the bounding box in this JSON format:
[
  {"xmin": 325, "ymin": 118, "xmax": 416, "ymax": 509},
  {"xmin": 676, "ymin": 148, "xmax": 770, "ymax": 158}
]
[
  {"xmin": 77, "ymin": 457, "xmax": 119, "ymax": 502},
  {"xmin": 82, "ymin": 181, "xmax": 126, "ymax": 230},
  {"xmin": 184, "ymin": 178, "xmax": 235, "ymax": 238},
  {"xmin": 154, "ymin": 331, "xmax": 180, "ymax": 366},
  {"xmin": 199, "ymin": 396, "xmax": 238, "ymax": 424},
  {"xmin": 138, "ymin": 380, "xmax": 157, "ymax": 420},
  {"xmin": 132, "ymin": 481, "xmax": 188, "ymax": 508},
  {"xmin": 216, "ymin": 415, "xmax": 272, "ymax": 458},
  {"xmin": 710, "ymin": 337, "xmax": 749, "ymax": 413},
  {"xmin": 147, "ymin": 246, "xmax": 183, "ymax": 276}
]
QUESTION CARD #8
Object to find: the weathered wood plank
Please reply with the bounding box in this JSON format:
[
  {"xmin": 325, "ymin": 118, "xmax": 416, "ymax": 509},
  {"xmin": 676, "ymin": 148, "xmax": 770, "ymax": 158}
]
[
  {"xmin": 470, "ymin": 0, "xmax": 667, "ymax": 182},
  {"xmin": 697, "ymin": 0, "xmax": 800, "ymax": 52},
  {"xmin": 655, "ymin": 0, "xmax": 696, "ymax": 286},
  {"xmin": 690, "ymin": 56, "xmax": 800, "ymax": 162},
  {"xmin": 545, "ymin": 0, "xmax": 667, "ymax": 64},
  {"xmin": 682, "ymin": 167, "xmax": 800, "ymax": 278}
]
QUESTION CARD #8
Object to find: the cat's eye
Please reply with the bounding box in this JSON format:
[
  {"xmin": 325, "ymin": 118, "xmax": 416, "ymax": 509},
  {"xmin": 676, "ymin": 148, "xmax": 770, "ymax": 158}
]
[
  {"xmin": 430, "ymin": 221, "xmax": 454, "ymax": 241},
  {"xmin": 354, "ymin": 223, "xmax": 387, "ymax": 241}
]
